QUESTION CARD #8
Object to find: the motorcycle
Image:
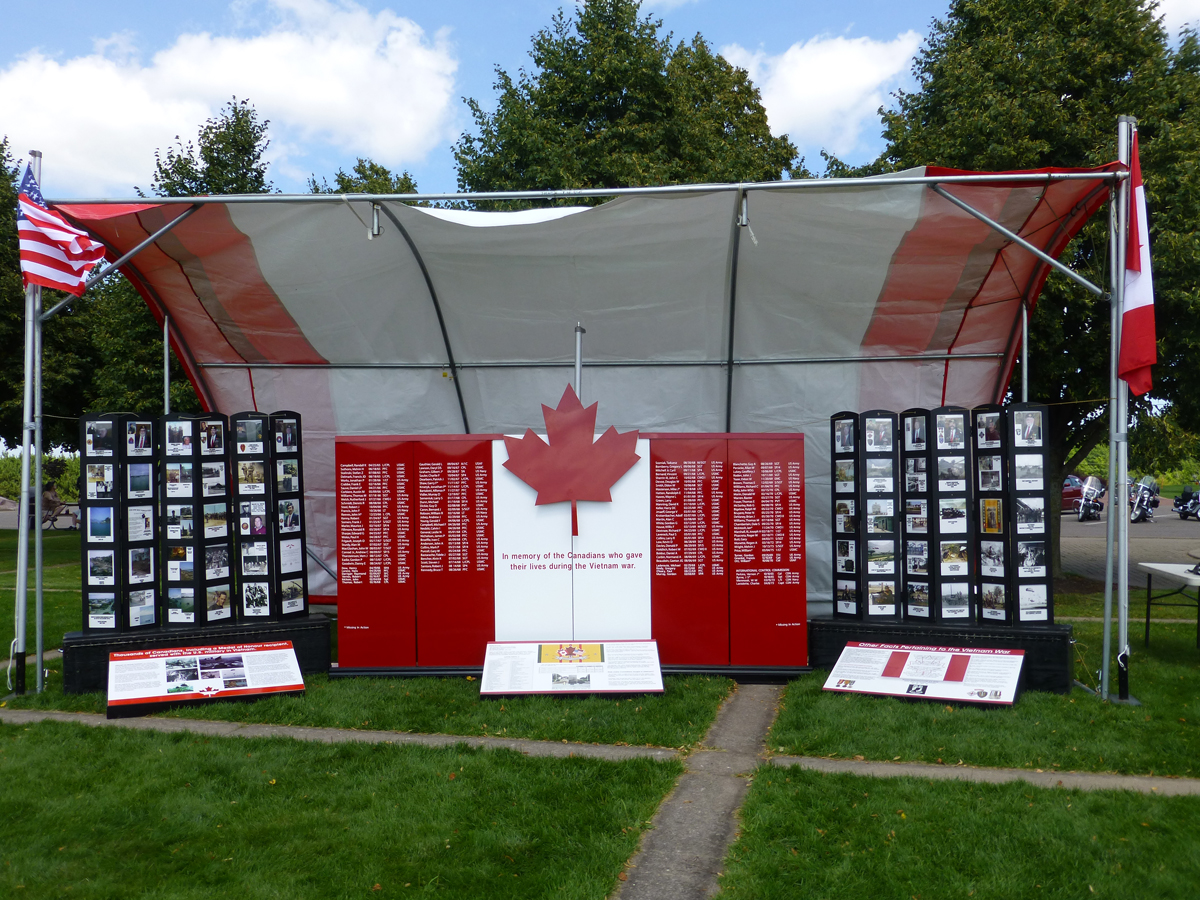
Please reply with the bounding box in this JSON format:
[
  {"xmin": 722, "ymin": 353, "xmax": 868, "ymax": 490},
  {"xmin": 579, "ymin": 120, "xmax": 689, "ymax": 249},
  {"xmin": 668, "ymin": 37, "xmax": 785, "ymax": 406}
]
[
  {"xmin": 1129, "ymin": 475, "xmax": 1161, "ymax": 523},
  {"xmin": 1173, "ymin": 484, "xmax": 1200, "ymax": 520},
  {"xmin": 1078, "ymin": 476, "xmax": 1105, "ymax": 521}
]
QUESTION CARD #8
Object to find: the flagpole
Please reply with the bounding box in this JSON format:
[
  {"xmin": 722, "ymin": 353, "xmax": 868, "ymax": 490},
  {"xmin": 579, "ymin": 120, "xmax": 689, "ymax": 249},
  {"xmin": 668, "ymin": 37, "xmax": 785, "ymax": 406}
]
[
  {"xmin": 1101, "ymin": 141, "xmax": 1121, "ymax": 701},
  {"xmin": 33, "ymin": 231, "xmax": 45, "ymax": 694},
  {"xmin": 1116, "ymin": 116, "xmax": 1136, "ymax": 701}
]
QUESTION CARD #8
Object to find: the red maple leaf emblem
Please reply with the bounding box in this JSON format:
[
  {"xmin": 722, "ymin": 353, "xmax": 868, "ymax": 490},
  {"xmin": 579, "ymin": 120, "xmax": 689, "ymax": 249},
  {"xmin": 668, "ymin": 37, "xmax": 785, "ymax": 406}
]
[{"xmin": 503, "ymin": 385, "xmax": 640, "ymax": 535}]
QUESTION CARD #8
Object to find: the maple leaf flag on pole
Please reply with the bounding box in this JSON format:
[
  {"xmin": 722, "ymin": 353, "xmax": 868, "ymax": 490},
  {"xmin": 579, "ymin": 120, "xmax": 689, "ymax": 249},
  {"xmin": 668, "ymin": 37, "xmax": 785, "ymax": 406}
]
[
  {"xmin": 1118, "ymin": 131, "xmax": 1156, "ymax": 396},
  {"xmin": 17, "ymin": 164, "xmax": 106, "ymax": 296}
]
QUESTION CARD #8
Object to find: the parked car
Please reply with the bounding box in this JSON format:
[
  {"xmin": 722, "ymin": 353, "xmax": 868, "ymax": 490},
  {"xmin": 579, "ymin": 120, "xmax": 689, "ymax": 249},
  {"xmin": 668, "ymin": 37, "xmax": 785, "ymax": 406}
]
[{"xmin": 1062, "ymin": 475, "xmax": 1085, "ymax": 512}]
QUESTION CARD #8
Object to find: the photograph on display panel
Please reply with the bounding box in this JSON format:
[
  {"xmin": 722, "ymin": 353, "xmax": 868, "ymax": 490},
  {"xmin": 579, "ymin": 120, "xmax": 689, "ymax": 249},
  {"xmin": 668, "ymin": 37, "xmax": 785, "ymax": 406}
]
[
  {"xmin": 279, "ymin": 499, "xmax": 302, "ymax": 533},
  {"xmin": 836, "ymin": 580, "xmax": 858, "ymax": 614},
  {"xmin": 85, "ymin": 421, "xmax": 114, "ymax": 457},
  {"xmin": 834, "ymin": 499, "xmax": 855, "ymax": 534},
  {"xmin": 128, "ymin": 589, "xmax": 155, "ymax": 627},
  {"xmin": 206, "ymin": 585, "xmax": 233, "ymax": 621},
  {"xmin": 87, "ymin": 506, "xmax": 114, "ymax": 543},
  {"xmin": 938, "ymin": 497, "xmax": 968, "ymax": 533},
  {"xmin": 936, "ymin": 414, "xmax": 966, "ymax": 450},
  {"xmin": 866, "ymin": 540, "xmax": 895, "ymax": 574},
  {"xmin": 1014, "ymin": 454, "xmax": 1044, "ymax": 490},
  {"xmin": 1016, "ymin": 497, "xmax": 1046, "ymax": 533},
  {"xmin": 980, "ymin": 540, "xmax": 1005, "ymax": 577},
  {"xmin": 276, "ymin": 419, "xmax": 299, "ymax": 453},
  {"xmin": 277, "ymin": 459, "xmax": 300, "ymax": 493},
  {"xmin": 864, "ymin": 417, "xmax": 893, "ymax": 452},
  {"xmin": 978, "ymin": 455, "xmax": 1002, "ymax": 492},
  {"xmin": 167, "ymin": 587, "xmax": 195, "ymax": 623},
  {"xmin": 238, "ymin": 461, "xmax": 266, "ymax": 494},
  {"xmin": 1014, "ymin": 410, "xmax": 1043, "ymax": 447},
  {"xmin": 203, "ymin": 503, "xmax": 228, "ymax": 538},
  {"xmin": 281, "ymin": 577, "xmax": 305, "ymax": 614},
  {"xmin": 976, "ymin": 412, "xmax": 1002, "ymax": 449},
  {"xmin": 906, "ymin": 540, "xmax": 928, "ymax": 575},
  {"xmin": 129, "ymin": 548, "xmax": 154, "ymax": 585},
  {"xmin": 127, "ymin": 463, "xmax": 152, "ymax": 499},
  {"xmin": 201, "ymin": 421, "xmax": 225, "ymax": 455},
  {"xmin": 907, "ymin": 581, "xmax": 930, "ymax": 617},
  {"xmin": 127, "ymin": 506, "xmax": 153, "ymax": 543},
  {"xmin": 165, "ymin": 421, "xmax": 192, "ymax": 456},
  {"xmin": 165, "ymin": 463, "xmax": 193, "ymax": 498},
  {"xmin": 88, "ymin": 592, "xmax": 116, "ymax": 629},
  {"xmin": 86, "ymin": 464, "xmax": 114, "ymax": 500},
  {"xmin": 280, "ymin": 537, "xmax": 304, "ymax": 574},
  {"xmin": 904, "ymin": 415, "xmax": 927, "ymax": 451},
  {"xmin": 835, "ymin": 539, "xmax": 856, "ymax": 574},
  {"xmin": 126, "ymin": 421, "xmax": 152, "ymax": 456},
  {"xmin": 981, "ymin": 583, "xmax": 1007, "ymax": 621},
  {"xmin": 834, "ymin": 419, "xmax": 855, "ymax": 454},
  {"xmin": 937, "ymin": 456, "xmax": 966, "ymax": 491},
  {"xmin": 236, "ymin": 420, "xmax": 264, "ymax": 454},
  {"xmin": 905, "ymin": 498, "xmax": 928, "ymax": 533},
  {"xmin": 980, "ymin": 498, "xmax": 1003, "ymax": 535},
  {"xmin": 1020, "ymin": 584, "xmax": 1049, "ymax": 620},
  {"xmin": 87, "ymin": 550, "xmax": 114, "ymax": 585},
  {"xmin": 905, "ymin": 457, "xmax": 927, "ymax": 493},
  {"xmin": 940, "ymin": 540, "xmax": 968, "ymax": 576},
  {"xmin": 867, "ymin": 580, "xmax": 896, "ymax": 615},
  {"xmin": 834, "ymin": 459, "xmax": 855, "ymax": 493},
  {"xmin": 865, "ymin": 458, "xmax": 893, "ymax": 493},
  {"xmin": 242, "ymin": 582, "xmax": 270, "ymax": 617},
  {"xmin": 941, "ymin": 581, "xmax": 970, "ymax": 618},
  {"xmin": 1017, "ymin": 541, "xmax": 1048, "ymax": 577}
]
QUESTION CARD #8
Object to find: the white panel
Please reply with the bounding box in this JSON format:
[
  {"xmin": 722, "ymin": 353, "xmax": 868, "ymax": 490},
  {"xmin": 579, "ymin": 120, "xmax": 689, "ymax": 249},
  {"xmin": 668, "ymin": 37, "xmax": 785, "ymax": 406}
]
[
  {"xmin": 492, "ymin": 440, "xmax": 574, "ymax": 640},
  {"xmin": 571, "ymin": 439, "xmax": 652, "ymax": 640}
]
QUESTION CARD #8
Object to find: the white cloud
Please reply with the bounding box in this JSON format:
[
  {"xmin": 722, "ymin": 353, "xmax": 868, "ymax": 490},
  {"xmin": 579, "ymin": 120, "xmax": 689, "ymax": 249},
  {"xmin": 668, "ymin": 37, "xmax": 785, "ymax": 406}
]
[
  {"xmin": 1158, "ymin": 0, "xmax": 1200, "ymax": 37},
  {"xmin": 723, "ymin": 31, "xmax": 921, "ymax": 162},
  {"xmin": 0, "ymin": 0, "xmax": 458, "ymax": 196}
]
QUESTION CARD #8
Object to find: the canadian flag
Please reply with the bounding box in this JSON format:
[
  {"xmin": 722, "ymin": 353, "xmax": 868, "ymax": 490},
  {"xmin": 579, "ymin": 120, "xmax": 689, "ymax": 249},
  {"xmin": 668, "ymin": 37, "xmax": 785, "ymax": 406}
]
[{"xmin": 1118, "ymin": 131, "xmax": 1155, "ymax": 396}]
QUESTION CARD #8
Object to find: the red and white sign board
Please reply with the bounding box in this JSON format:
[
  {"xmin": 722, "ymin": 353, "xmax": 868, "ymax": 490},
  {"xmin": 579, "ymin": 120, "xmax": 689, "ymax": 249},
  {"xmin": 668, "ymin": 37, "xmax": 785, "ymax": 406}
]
[
  {"xmin": 480, "ymin": 640, "xmax": 664, "ymax": 695},
  {"xmin": 823, "ymin": 642, "xmax": 1024, "ymax": 704},
  {"xmin": 106, "ymin": 640, "xmax": 304, "ymax": 716},
  {"xmin": 336, "ymin": 389, "xmax": 805, "ymax": 670}
]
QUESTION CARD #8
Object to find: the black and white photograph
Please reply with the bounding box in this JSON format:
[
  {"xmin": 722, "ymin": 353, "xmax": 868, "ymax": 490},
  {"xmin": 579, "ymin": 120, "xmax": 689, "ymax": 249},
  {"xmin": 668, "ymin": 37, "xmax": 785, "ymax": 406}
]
[
  {"xmin": 242, "ymin": 581, "xmax": 270, "ymax": 616},
  {"xmin": 277, "ymin": 459, "xmax": 300, "ymax": 494},
  {"xmin": 86, "ymin": 464, "xmax": 114, "ymax": 500},
  {"xmin": 834, "ymin": 419, "xmax": 854, "ymax": 454},
  {"xmin": 980, "ymin": 540, "xmax": 1005, "ymax": 577},
  {"xmin": 199, "ymin": 654, "xmax": 243, "ymax": 678},
  {"xmin": 936, "ymin": 413, "xmax": 966, "ymax": 450},
  {"xmin": 128, "ymin": 589, "xmax": 155, "ymax": 627},
  {"xmin": 165, "ymin": 656, "xmax": 198, "ymax": 681},
  {"xmin": 166, "ymin": 505, "xmax": 193, "ymax": 540},
  {"xmin": 85, "ymin": 421, "xmax": 113, "ymax": 457},
  {"xmin": 1015, "ymin": 496, "xmax": 1046, "ymax": 534},
  {"xmin": 836, "ymin": 539, "xmax": 856, "ymax": 574},
  {"xmin": 166, "ymin": 421, "xmax": 193, "ymax": 456},
  {"xmin": 834, "ymin": 460, "xmax": 855, "ymax": 493},
  {"xmin": 906, "ymin": 540, "xmax": 928, "ymax": 575},
  {"xmin": 976, "ymin": 412, "xmax": 1002, "ymax": 449},
  {"xmin": 127, "ymin": 505, "xmax": 154, "ymax": 542},
  {"xmin": 941, "ymin": 540, "xmax": 968, "ymax": 576},
  {"xmin": 200, "ymin": 420, "xmax": 225, "ymax": 455},
  {"xmin": 280, "ymin": 537, "xmax": 304, "ymax": 574},
  {"xmin": 980, "ymin": 498, "xmax": 1003, "ymax": 535},
  {"xmin": 126, "ymin": 420, "xmax": 153, "ymax": 456},
  {"xmin": 238, "ymin": 460, "xmax": 266, "ymax": 494},
  {"xmin": 87, "ymin": 506, "xmax": 114, "ymax": 543},
  {"xmin": 836, "ymin": 579, "xmax": 857, "ymax": 614},
  {"xmin": 864, "ymin": 417, "xmax": 893, "ymax": 452},
  {"xmin": 939, "ymin": 497, "xmax": 968, "ymax": 534},
  {"xmin": 87, "ymin": 549, "xmax": 115, "ymax": 585},
  {"xmin": 201, "ymin": 462, "xmax": 227, "ymax": 497},
  {"xmin": 904, "ymin": 415, "xmax": 927, "ymax": 451},
  {"xmin": 905, "ymin": 457, "xmax": 927, "ymax": 493},
  {"xmin": 937, "ymin": 456, "xmax": 966, "ymax": 491},
  {"xmin": 127, "ymin": 463, "xmax": 153, "ymax": 499},
  {"xmin": 866, "ymin": 498, "xmax": 893, "ymax": 517},
  {"xmin": 241, "ymin": 541, "xmax": 270, "ymax": 577},
  {"xmin": 981, "ymin": 583, "xmax": 1007, "ymax": 620},
  {"xmin": 203, "ymin": 502, "xmax": 229, "ymax": 538},
  {"xmin": 88, "ymin": 592, "xmax": 116, "ymax": 628},
  {"xmin": 276, "ymin": 419, "xmax": 298, "ymax": 453},
  {"xmin": 206, "ymin": 544, "xmax": 230, "ymax": 579},
  {"xmin": 279, "ymin": 499, "xmax": 302, "ymax": 533},
  {"xmin": 907, "ymin": 581, "xmax": 930, "ymax": 616},
  {"xmin": 165, "ymin": 462, "xmax": 193, "ymax": 498},
  {"xmin": 206, "ymin": 585, "xmax": 232, "ymax": 621},
  {"xmin": 866, "ymin": 540, "xmax": 895, "ymax": 574},
  {"xmin": 129, "ymin": 547, "xmax": 154, "ymax": 584},
  {"xmin": 865, "ymin": 458, "xmax": 893, "ymax": 493},
  {"xmin": 167, "ymin": 587, "xmax": 195, "ymax": 623},
  {"xmin": 941, "ymin": 581, "xmax": 970, "ymax": 617},
  {"xmin": 905, "ymin": 498, "xmax": 928, "ymax": 533},
  {"xmin": 236, "ymin": 419, "xmax": 264, "ymax": 454},
  {"xmin": 834, "ymin": 499, "xmax": 855, "ymax": 534},
  {"xmin": 867, "ymin": 580, "xmax": 896, "ymax": 614},
  {"xmin": 1019, "ymin": 584, "xmax": 1049, "ymax": 620},
  {"xmin": 240, "ymin": 500, "xmax": 267, "ymax": 535},
  {"xmin": 1017, "ymin": 541, "xmax": 1048, "ymax": 577},
  {"xmin": 1014, "ymin": 454, "xmax": 1044, "ymax": 490},
  {"xmin": 1014, "ymin": 410, "xmax": 1043, "ymax": 447},
  {"xmin": 978, "ymin": 454, "xmax": 1002, "ymax": 492},
  {"xmin": 281, "ymin": 578, "xmax": 305, "ymax": 613}
]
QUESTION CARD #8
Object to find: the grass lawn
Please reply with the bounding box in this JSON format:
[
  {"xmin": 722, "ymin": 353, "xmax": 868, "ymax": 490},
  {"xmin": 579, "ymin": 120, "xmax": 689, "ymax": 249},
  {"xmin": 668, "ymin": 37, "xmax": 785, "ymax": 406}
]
[
  {"xmin": 0, "ymin": 529, "xmax": 82, "ymax": 654},
  {"xmin": 768, "ymin": 621, "xmax": 1200, "ymax": 776},
  {"xmin": 717, "ymin": 767, "xmax": 1200, "ymax": 899},
  {"xmin": 1056, "ymin": 586, "xmax": 1196, "ymax": 621},
  {"xmin": 1, "ymin": 719, "xmax": 681, "ymax": 899}
]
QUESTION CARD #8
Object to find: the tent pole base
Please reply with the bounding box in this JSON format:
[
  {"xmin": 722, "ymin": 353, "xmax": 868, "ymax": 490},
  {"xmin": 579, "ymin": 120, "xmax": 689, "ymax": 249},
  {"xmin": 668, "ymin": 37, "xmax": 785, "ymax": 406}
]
[{"xmin": 12, "ymin": 652, "xmax": 26, "ymax": 694}]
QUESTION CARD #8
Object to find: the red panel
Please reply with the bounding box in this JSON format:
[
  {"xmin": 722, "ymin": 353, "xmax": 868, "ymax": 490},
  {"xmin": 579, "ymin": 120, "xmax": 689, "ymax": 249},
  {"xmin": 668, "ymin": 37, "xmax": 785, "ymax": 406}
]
[
  {"xmin": 336, "ymin": 440, "xmax": 415, "ymax": 667},
  {"xmin": 881, "ymin": 651, "xmax": 909, "ymax": 678},
  {"xmin": 414, "ymin": 440, "xmax": 495, "ymax": 666},
  {"xmin": 944, "ymin": 654, "xmax": 971, "ymax": 682},
  {"xmin": 728, "ymin": 439, "xmax": 807, "ymax": 666},
  {"xmin": 650, "ymin": 439, "xmax": 729, "ymax": 665}
]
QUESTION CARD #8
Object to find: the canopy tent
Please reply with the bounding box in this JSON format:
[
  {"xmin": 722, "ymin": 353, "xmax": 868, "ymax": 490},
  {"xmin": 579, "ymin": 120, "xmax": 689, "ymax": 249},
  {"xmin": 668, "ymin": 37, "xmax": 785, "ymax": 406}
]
[{"xmin": 50, "ymin": 164, "xmax": 1121, "ymax": 602}]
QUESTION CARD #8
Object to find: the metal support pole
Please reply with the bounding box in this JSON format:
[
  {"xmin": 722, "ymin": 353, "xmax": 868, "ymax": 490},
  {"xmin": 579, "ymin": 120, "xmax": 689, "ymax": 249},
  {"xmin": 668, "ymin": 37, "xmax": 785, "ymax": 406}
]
[
  {"xmin": 164, "ymin": 314, "xmax": 171, "ymax": 414},
  {"xmin": 1116, "ymin": 118, "xmax": 1136, "ymax": 702},
  {"xmin": 33, "ymin": 271, "xmax": 44, "ymax": 693},
  {"xmin": 574, "ymin": 323, "xmax": 585, "ymax": 400},
  {"xmin": 1021, "ymin": 303, "xmax": 1029, "ymax": 402},
  {"xmin": 1101, "ymin": 181, "xmax": 1120, "ymax": 701}
]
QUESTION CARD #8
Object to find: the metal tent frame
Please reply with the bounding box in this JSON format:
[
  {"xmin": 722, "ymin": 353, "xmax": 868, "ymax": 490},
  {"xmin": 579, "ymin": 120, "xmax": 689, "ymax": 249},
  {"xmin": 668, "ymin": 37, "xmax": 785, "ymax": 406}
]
[{"xmin": 9, "ymin": 125, "xmax": 1136, "ymax": 702}]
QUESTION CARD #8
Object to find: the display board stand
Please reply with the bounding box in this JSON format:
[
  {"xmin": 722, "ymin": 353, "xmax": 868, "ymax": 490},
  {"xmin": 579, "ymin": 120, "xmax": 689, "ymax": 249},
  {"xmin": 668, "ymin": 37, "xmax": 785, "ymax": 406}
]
[
  {"xmin": 973, "ymin": 405, "xmax": 1012, "ymax": 624},
  {"xmin": 860, "ymin": 410, "xmax": 901, "ymax": 622},
  {"xmin": 270, "ymin": 411, "xmax": 309, "ymax": 617},
  {"xmin": 231, "ymin": 412, "xmax": 277, "ymax": 621},
  {"xmin": 1009, "ymin": 402, "xmax": 1055, "ymax": 623},
  {"xmin": 899, "ymin": 408, "xmax": 933, "ymax": 621},
  {"xmin": 931, "ymin": 406, "xmax": 975, "ymax": 623},
  {"xmin": 831, "ymin": 412, "xmax": 861, "ymax": 618}
]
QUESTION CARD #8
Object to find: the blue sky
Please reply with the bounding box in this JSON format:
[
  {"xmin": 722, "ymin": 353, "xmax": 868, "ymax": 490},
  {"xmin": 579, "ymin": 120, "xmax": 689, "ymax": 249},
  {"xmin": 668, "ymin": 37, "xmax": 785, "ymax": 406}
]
[{"xmin": 2, "ymin": 0, "xmax": 1197, "ymax": 198}]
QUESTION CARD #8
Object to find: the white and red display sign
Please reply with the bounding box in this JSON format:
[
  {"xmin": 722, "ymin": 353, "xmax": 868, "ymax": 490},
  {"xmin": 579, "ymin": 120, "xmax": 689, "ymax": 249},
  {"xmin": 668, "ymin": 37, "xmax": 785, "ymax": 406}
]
[
  {"xmin": 106, "ymin": 640, "xmax": 304, "ymax": 713},
  {"xmin": 336, "ymin": 387, "xmax": 806, "ymax": 670},
  {"xmin": 823, "ymin": 641, "xmax": 1024, "ymax": 704},
  {"xmin": 480, "ymin": 640, "xmax": 664, "ymax": 695}
]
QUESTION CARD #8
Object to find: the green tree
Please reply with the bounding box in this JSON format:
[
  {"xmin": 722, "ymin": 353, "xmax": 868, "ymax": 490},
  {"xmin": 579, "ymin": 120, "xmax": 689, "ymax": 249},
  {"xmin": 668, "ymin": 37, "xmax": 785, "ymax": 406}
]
[
  {"xmin": 144, "ymin": 96, "xmax": 273, "ymax": 197},
  {"xmin": 864, "ymin": 0, "xmax": 1200, "ymax": 574},
  {"xmin": 454, "ymin": 0, "xmax": 800, "ymax": 204},
  {"xmin": 308, "ymin": 157, "xmax": 418, "ymax": 195}
]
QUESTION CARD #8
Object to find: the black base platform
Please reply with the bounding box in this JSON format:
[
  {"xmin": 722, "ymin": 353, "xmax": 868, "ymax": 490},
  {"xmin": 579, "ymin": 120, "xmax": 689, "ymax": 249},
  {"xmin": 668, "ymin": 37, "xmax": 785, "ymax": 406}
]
[
  {"xmin": 62, "ymin": 615, "xmax": 332, "ymax": 694},
  {"xmin": 809, "ymin": 619, "xmax": 1074, "ymax": 694}
]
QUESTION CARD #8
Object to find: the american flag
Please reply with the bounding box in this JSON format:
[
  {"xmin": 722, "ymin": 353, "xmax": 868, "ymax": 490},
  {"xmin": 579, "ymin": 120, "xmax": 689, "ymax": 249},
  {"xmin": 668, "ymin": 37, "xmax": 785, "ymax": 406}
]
[{"xmin": 17, "ymin": 164, "xmax": 106, "ymax": 296}]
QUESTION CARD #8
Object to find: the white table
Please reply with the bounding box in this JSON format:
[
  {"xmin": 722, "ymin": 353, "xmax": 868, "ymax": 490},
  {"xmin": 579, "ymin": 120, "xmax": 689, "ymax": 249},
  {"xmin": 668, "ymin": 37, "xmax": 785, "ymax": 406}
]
[{"xmin": 1137, "ymin": 563, "xmax": 1200, "ymax": 649}]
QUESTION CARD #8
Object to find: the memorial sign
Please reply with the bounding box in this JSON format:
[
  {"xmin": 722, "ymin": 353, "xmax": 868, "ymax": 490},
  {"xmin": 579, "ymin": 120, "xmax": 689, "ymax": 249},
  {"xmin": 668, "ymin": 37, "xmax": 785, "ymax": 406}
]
[
  {"xmin": 480, "ymin": 640, "xmax": 664, "ymax": 695},
  {"xmin": 823, "ymin": 641, "xmax": 1024, "ymax": 704}
]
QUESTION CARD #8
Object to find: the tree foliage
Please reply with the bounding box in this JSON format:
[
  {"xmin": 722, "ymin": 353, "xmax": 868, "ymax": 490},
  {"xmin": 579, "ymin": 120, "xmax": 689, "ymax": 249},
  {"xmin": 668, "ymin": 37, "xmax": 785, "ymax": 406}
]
[
  {"xmin": 453, "ymin": 0, "xmax": 800, "ymax": 203},
  {"xmin": 863, "ymin": 0, "xmax": 1200, "ymax": 572},
  {"xmin": 144, "ymin": 97, "xmax": 273, "ymax": 197},
  {"xmin": 308, "ymin": 158, "xmax": 418, "ymax": 195}
]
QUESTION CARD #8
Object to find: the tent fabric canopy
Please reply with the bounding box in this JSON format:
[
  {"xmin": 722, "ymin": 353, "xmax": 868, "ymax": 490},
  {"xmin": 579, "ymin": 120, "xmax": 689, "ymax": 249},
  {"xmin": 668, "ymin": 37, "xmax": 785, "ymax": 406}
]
[{"xmin": 55, "ymin": 163, "xmax": 1119, "ymax": 600}]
